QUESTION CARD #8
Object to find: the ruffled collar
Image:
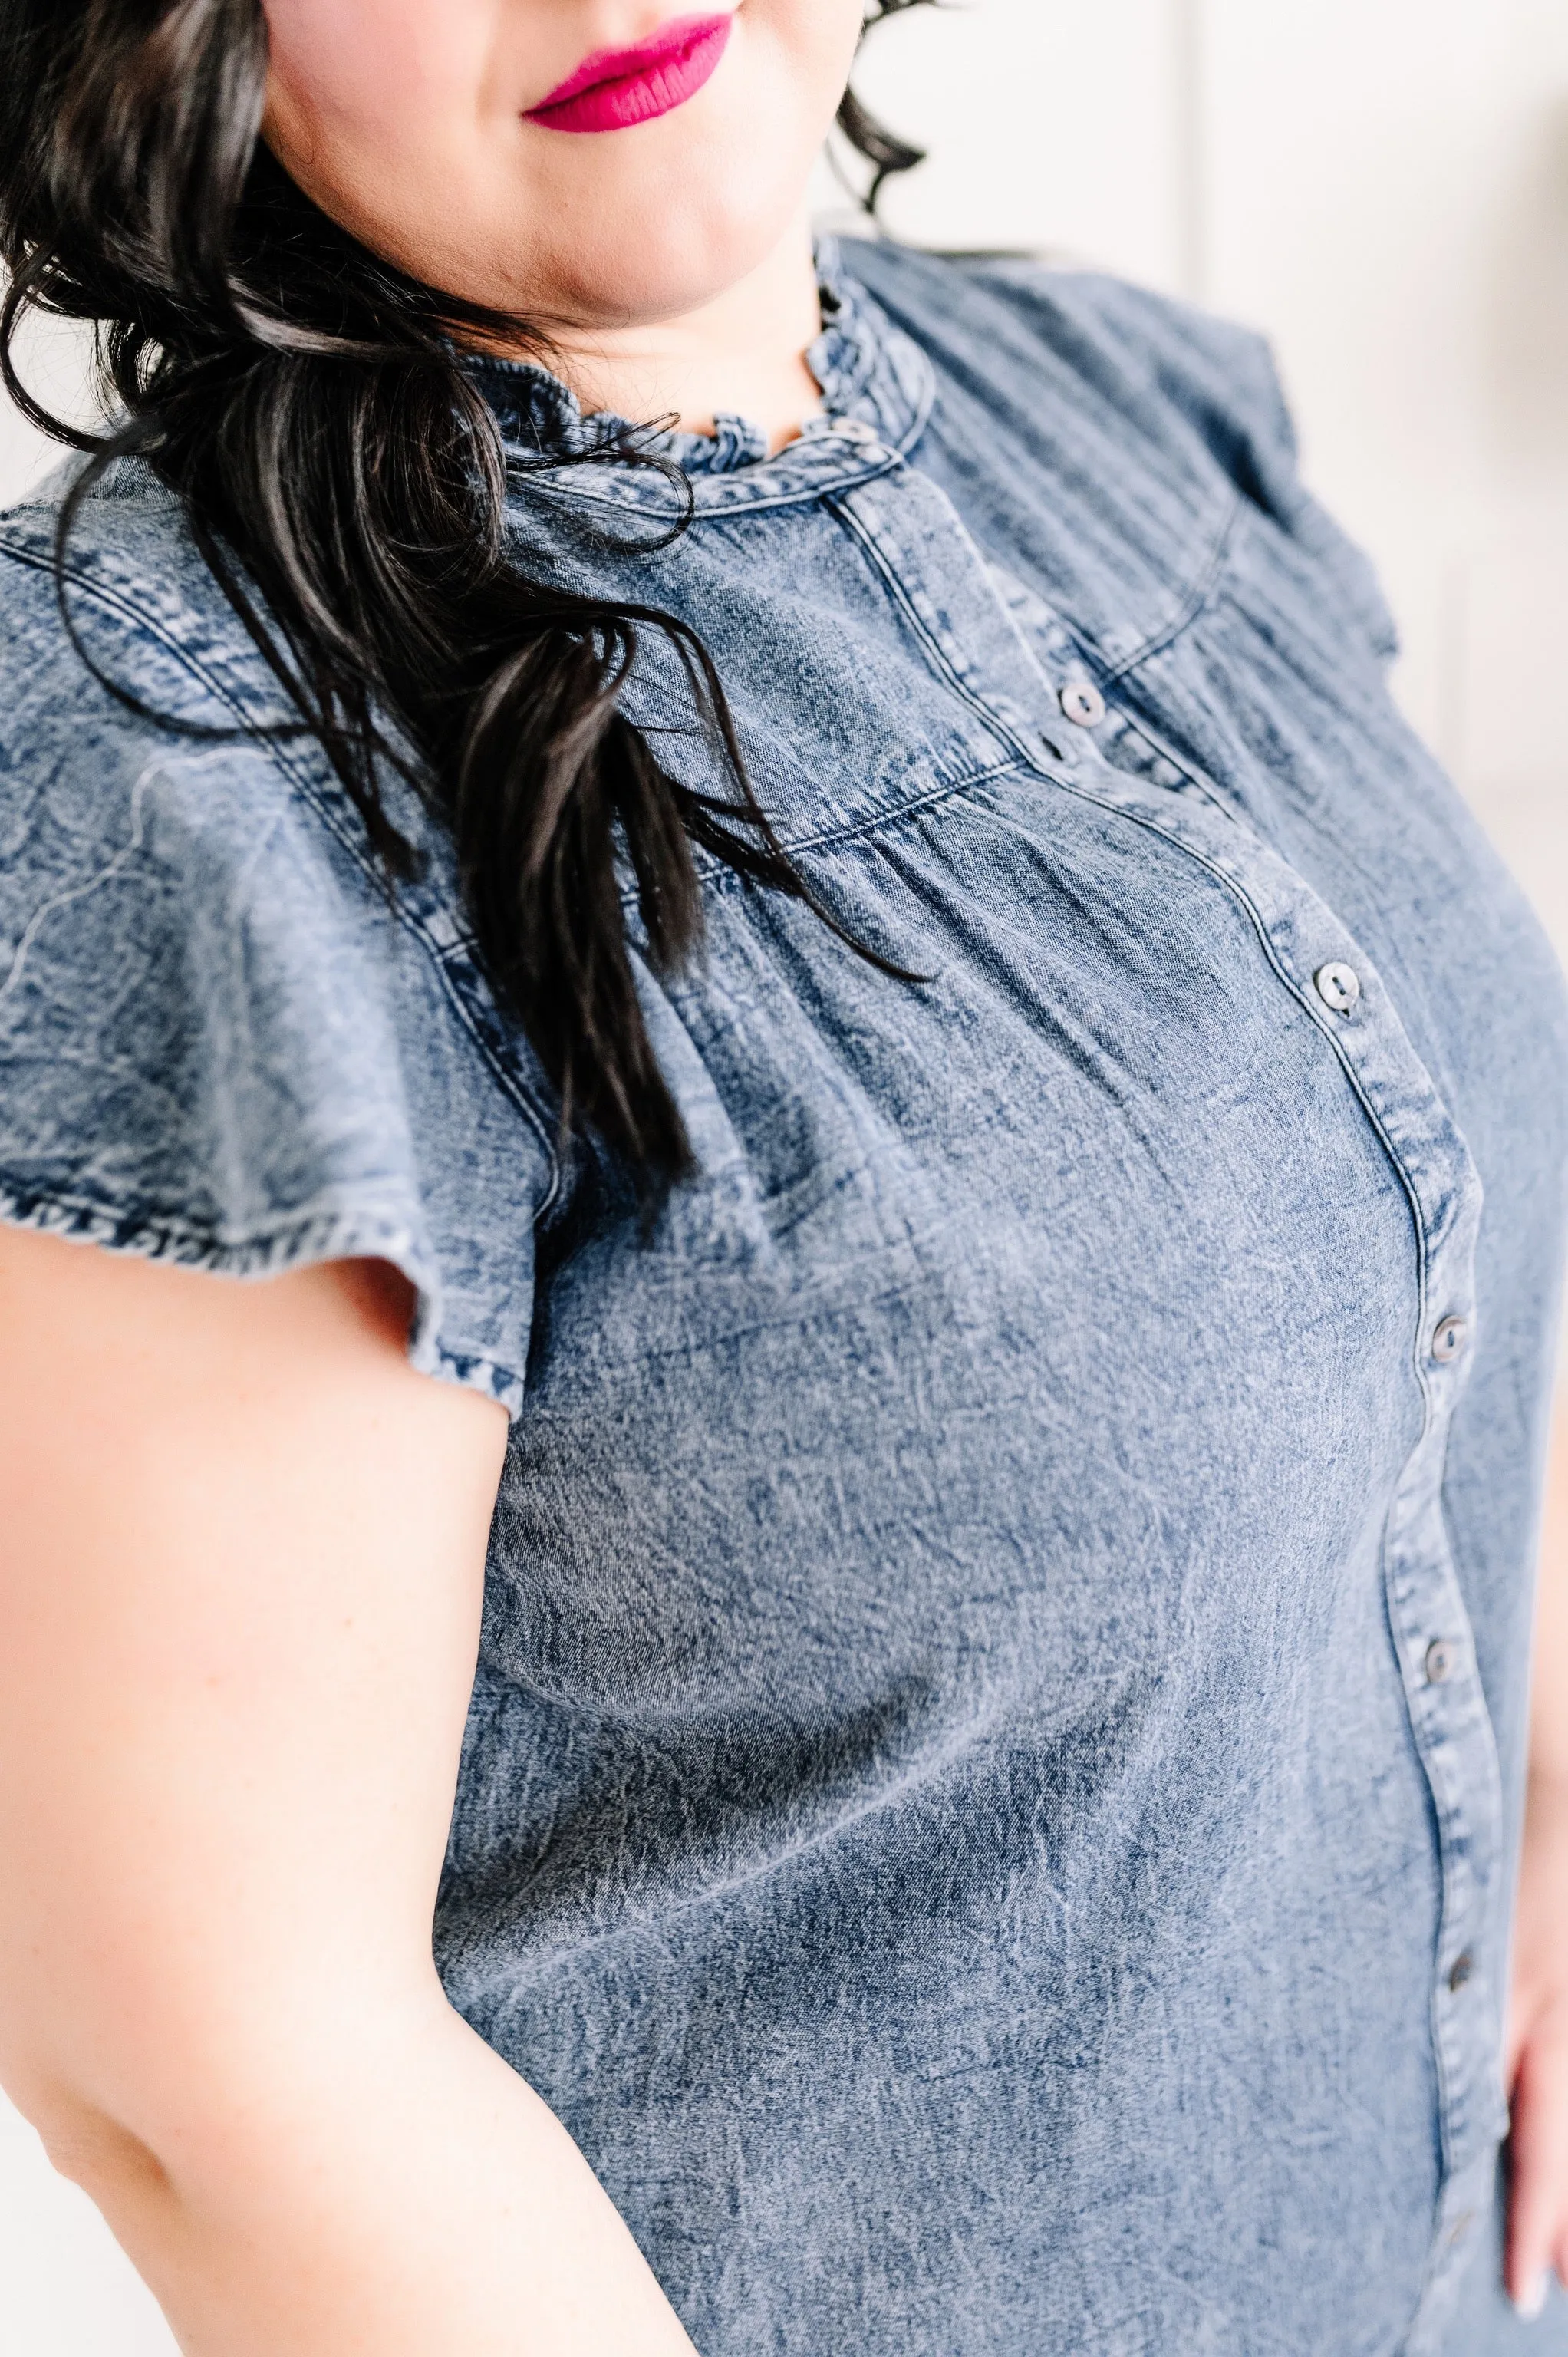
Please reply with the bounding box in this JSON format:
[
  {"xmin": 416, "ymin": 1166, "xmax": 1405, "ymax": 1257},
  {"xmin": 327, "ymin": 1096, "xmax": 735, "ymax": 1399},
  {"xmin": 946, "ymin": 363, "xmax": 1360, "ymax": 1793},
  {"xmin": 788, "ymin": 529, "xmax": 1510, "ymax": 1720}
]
[{"xmin": 463, "ymin": 238, "xmax": 931, "ymax": 481}]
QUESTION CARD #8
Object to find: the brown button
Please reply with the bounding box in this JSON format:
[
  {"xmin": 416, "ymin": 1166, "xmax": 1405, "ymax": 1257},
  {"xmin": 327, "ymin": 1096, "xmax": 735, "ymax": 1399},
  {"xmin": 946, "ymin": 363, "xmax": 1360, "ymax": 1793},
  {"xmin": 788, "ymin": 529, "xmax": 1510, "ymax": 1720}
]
[{"xmin": 1448, "ymin": 1953, "xmax": 1474, "ymax": 1993}]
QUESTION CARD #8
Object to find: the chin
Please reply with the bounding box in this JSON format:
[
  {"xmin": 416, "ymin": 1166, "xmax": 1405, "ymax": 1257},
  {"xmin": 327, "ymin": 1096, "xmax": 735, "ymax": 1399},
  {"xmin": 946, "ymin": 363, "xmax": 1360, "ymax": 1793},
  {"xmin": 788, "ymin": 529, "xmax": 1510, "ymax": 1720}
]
[{"xmin": 509, "ymin": 190, "xmax": 804, "ymax": 332}]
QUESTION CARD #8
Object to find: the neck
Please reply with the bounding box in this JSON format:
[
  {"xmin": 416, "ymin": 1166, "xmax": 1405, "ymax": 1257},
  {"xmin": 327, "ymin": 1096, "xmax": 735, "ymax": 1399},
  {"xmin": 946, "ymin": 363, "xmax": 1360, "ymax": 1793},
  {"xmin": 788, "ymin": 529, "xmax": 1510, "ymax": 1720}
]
[{"xmin": 540, "ymin": 212, "xmax": 826, "ymax": 453}]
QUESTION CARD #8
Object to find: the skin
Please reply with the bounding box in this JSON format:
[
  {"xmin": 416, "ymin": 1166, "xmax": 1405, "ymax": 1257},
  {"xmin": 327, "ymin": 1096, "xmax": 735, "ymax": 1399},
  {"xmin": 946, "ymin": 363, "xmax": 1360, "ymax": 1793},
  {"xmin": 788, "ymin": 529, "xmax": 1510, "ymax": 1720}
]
[
  {"xmin": 3, "ymin": 10, "xmax": 860, "ymax": 2348},
  {"xmin": 0, "ymin": 2, "xmax": 1564, "ymax": 2345},
  {"xmin": 1508, "ymin": 1427, "xmax": 1568, "ymax": 2316},
  {"xmin": 262, "ymin": 0, "xmax": 865, "ymax": 443},
  {"xmin": 0, "ymin": 1238, "xmax": 700, "ymax": 2353}
]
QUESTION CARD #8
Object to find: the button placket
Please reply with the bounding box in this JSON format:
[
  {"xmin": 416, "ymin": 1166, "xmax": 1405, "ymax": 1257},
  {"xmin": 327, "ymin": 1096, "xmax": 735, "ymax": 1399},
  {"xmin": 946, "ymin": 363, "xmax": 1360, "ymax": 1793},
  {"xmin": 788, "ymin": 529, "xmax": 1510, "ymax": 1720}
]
[
  {"xmin": 1368, "ymin": 1169, "xmax": 1496, "ymax": 2346},
  {"xmin": 810, "ymin": 476, "xmax": 1501, "ymax": 2346},
  {"xmin": 1025, "ymin": 745, "xmax": 1498, "ymax": 2352},
  {"xmin": 832, "ymin": 472, "xmax": 1108, "ymax": 776},
  {"xmin": 975, "ymin": 560, "xmax": 1217, "ymax": 809},
  {"xmin": 1425, "ymin": 1638, "xmax": 1458, "ymax": 1685},
  {"xmin": 973, "ymin": 561, "xmax": 1143, "ymax": 786}
]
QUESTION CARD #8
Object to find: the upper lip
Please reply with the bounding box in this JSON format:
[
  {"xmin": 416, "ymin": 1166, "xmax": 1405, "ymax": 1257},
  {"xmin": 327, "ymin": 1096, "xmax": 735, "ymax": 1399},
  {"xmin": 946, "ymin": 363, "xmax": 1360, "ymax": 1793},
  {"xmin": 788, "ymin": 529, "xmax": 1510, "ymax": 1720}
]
[{"xmin": 525, "ymin": 13, "xmax": 733, "ymax": 114}]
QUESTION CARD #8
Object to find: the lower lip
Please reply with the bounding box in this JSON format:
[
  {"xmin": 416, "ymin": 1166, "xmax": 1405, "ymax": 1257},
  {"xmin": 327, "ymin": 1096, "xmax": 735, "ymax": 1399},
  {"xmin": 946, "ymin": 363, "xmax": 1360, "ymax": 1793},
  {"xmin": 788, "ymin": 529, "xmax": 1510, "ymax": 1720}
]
[{"xmin": 525, "ymin": 15, "xmax": 733, "ymax": 136}]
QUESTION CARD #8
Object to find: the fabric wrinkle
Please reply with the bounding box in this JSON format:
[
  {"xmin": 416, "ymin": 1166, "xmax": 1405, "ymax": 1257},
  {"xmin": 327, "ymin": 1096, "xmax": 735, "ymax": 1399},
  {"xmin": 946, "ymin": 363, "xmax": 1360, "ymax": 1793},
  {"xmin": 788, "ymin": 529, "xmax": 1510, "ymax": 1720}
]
[{"xmin": 2, "ymin": 236, "xmax": 1565, "ymax": 2357}]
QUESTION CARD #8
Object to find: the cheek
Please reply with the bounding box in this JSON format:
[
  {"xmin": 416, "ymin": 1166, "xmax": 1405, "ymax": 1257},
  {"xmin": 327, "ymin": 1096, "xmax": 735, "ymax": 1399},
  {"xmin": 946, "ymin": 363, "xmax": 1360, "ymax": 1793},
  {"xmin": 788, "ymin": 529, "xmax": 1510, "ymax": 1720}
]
[
  {"xmin": 257, "ymin": 0, "xmax": 865, "ymax": 315},
  {"xmin": 262, "ymin": 0, "xmax": 494, "ymax": 148},
  {"xmin": 761, "ymin": 0, "xmax": 867, "ymax": 101}
]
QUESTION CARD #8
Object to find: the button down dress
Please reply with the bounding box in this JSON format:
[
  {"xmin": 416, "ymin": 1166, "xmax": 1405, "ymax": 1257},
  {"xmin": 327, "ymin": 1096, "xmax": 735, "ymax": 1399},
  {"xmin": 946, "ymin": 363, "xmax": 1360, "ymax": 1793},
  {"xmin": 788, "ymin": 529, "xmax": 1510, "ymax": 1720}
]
[{"xmin": 2, "ymin": 239, "xmax": 1566, "ymax": 2355}]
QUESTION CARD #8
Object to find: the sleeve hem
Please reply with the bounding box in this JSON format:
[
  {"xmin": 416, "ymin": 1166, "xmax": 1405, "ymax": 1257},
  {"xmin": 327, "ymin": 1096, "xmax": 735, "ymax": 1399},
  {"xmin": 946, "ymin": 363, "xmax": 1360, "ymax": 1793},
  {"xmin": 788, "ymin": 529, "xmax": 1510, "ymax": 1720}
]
[{"xmin": 0, "ymin": 1180, "xmax": 527, "ymax": 1420}]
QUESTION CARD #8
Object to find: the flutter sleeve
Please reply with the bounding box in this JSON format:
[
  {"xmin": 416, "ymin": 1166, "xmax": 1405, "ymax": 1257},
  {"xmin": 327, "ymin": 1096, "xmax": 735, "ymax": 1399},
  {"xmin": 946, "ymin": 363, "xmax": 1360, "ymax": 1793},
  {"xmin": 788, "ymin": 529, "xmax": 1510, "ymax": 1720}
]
[
  {"xmin": 0, "ymin": 494, "xmax": 554, "ymax": 1415},
  {"xmin": 1059, "ymin": 268, "xmax": 1403, "ymax": 669}
]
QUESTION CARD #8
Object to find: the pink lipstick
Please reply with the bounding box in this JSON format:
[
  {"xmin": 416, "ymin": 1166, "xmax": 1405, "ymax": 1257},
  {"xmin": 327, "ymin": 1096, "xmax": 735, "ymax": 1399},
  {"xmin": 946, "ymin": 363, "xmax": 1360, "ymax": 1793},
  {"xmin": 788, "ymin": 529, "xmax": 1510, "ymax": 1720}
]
[{"xmin": 524, "ymin": 13, "xmax": 734, "ymax": 135}]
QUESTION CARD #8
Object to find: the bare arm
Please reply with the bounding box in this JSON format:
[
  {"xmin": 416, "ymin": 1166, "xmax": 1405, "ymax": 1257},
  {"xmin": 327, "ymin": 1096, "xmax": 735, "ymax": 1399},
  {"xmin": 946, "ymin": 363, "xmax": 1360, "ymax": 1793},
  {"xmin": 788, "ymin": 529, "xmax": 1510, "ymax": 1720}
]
[
  {"xmin": 1507, "ymin": 1396, "xmax": 1568, "ymax": 2316},
  {"xmin": 0, "ymin": 1227, "xmax": 697, "ymax": 2356}
]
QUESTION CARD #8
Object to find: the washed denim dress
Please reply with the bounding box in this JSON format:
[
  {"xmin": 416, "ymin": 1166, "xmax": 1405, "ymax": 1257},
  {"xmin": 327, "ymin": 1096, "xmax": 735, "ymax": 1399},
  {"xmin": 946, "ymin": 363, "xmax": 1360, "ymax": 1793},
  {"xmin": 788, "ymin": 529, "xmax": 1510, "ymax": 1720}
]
[{"xmin": 2, "ymin": 240, "xmax": 1566, "ymax": 2355}]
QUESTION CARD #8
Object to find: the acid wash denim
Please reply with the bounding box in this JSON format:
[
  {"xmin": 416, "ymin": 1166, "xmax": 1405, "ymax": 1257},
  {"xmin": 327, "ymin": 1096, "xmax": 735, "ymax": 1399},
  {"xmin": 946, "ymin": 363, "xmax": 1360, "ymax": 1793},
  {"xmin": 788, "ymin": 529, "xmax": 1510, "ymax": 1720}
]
[{"xmin": 2, "ymin": 239, "xmax": 1566, "ymax": 2357}]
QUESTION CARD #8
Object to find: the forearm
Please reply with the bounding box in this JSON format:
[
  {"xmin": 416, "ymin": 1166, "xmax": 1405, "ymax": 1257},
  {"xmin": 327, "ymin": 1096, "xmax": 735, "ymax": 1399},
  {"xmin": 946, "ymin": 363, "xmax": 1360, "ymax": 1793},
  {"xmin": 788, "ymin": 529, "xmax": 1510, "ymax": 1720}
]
[
  {"xmin": 25, "ymin": 1983, "xmax": 696, "ymax": 2357},
  {"xmin": 0, "ymin": 1240, "xmax": 697, "ymax": 2351},
  {"xmin": 1503, "ymin": 1400, "xmax": 1568, "ymax": 2309},
  {"xmin": 1527, "ymin": 1403, "xmax": 1568, "ymax": 1792}
]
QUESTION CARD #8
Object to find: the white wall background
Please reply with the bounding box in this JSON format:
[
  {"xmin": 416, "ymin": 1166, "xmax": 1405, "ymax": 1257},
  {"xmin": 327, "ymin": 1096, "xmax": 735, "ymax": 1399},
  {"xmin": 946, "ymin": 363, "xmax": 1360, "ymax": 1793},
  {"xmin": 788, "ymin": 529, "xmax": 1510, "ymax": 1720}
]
[{"xmin": 2, "ymin": 2, "xmax": 1566, "ymax": 2345}]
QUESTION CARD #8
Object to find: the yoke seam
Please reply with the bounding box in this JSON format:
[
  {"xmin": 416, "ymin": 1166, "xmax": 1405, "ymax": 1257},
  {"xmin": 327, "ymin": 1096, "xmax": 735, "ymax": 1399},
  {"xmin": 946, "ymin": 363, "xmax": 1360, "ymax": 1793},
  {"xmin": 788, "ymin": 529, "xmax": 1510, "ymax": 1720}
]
[
  {"xmin": 1039, "ymin": 760, "xmax": 1435, "ymax": 1363},
  {"xmin": 822, "ymin": 486, "xmax": 1050, "ymax": 780},
  {"xmin": 619, "ymin": 755, "xmax": 1037, "ymax": 914},
  {"xmin": 1092, "ymin": 491, "xmax": 1242, "ymax": 683}
]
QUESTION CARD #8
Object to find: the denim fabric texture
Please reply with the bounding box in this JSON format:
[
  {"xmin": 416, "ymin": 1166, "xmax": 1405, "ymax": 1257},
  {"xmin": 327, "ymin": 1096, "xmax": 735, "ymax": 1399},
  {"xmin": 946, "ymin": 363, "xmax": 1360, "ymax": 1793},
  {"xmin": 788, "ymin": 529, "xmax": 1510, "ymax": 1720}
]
[{"xmin": 2, "ymin": 240, "xmax": 1566, "ymax": 2355}]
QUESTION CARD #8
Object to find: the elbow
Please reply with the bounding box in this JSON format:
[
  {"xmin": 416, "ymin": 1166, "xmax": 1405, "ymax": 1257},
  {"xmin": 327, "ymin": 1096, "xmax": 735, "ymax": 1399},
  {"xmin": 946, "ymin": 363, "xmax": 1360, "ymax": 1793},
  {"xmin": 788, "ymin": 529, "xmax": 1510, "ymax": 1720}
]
[
  {"xmin": 31, "ymin": 2091, "xmax": 175, "ymax": 2209},
  {"xmin": 1, "ymin": 2036, "xmax": 176, "ymax": 2210},
  {"xmin": 4, "ymin": 1961, "xmax": 446, "ymax": 2216},
  {"xmin": 2, "ymin": 1972, "xmax": 249, "ymax": 2221},
  {"xmin": 2, "ymin": 1956, "xmax": 193, "ymax": 2215}
]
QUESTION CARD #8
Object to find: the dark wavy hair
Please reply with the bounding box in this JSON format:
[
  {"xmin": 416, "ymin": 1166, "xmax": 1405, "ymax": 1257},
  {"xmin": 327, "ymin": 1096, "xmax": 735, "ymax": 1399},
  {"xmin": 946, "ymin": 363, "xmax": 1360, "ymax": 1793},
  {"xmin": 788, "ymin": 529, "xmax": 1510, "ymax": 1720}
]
[{"xmin": 0, "ymin": 0, "xmax": 930, "ymax": 1182}]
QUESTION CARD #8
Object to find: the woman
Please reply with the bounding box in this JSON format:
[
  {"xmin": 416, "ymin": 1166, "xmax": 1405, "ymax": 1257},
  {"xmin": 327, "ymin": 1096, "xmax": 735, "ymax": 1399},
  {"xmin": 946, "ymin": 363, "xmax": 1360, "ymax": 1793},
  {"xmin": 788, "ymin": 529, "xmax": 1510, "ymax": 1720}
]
[{"xmin": 1, "ymin": 1, "xmax": 1566, "ymax": 2349}]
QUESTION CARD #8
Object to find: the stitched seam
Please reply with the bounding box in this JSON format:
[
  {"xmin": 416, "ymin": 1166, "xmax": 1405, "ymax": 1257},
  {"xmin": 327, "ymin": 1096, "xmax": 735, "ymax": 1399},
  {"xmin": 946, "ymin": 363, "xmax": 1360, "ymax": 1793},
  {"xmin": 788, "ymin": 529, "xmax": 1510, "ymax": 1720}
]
[
  {"xmin": 674, "ymin": 758, "xmax": 1042, "ymax": 910},
  {"xmin": 824, "ymin": 490, "xmax": 1048, "ymax": 776},
  {"xmin": 1095, "ymin": 708, "xmax": 1251, "ymax": 832},
  {"xmin": 0, "ymin": 1175, "xmax": 421, "ymax": 1256},
  {"xmin": 1045, "ymin": 763, "xmax": 1433, "ymax": 1328},
  {"xmin": 519, "ymin": 443, "xmax": 907, "ymax": 524},
  {"xmin": 617, "ymin": 755, "xmax": 1037, "ymax": 916},
  {"xmin": 0, "ymin": 1181, "xmax": 530, "ymax": 1406},
  {"xmin": 0, "ymin": 1181, "xmax": 529, "ymax": 1403},
  {"xmin": 1095, "ymin": 493, "xmax": 1242, "ymax": 682},
  {"xmin": 0, "ymin": 536, "xmax": 564, "ymax": 1216}
]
